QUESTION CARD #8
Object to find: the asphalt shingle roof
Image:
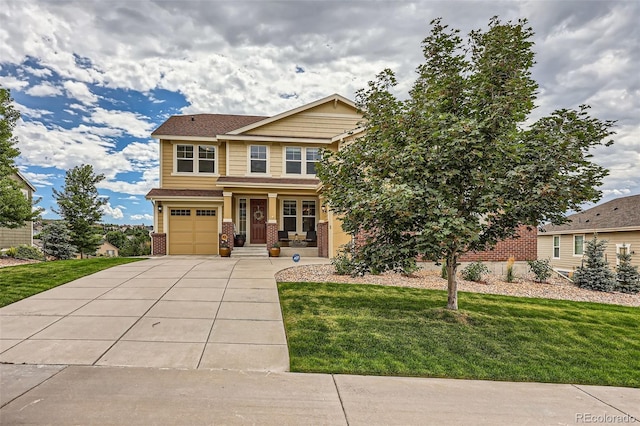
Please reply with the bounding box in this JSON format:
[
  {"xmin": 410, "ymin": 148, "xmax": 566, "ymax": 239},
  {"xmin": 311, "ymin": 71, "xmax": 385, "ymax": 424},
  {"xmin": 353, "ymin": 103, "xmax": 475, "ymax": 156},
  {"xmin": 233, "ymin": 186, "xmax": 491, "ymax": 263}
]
[
  {"xmin": 145, "ymin": 189, "xmax": 223, "ymax": 198},
  {"xmin": 542, "ymin": 194, "xmax": 640, "ymax": 232},
  {"xmin": 152, "ymin": 114, "xmax": 267, "ymax": 138}
]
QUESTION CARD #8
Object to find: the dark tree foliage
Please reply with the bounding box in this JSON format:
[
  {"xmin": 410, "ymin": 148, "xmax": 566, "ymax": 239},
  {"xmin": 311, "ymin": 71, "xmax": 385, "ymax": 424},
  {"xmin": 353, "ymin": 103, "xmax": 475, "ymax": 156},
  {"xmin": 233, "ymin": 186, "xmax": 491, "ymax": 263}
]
[
  {"xmin": 52, "ymin": 164, "xmax": 106, "ymax": 258},
  {"xmin": 573, "ymin": 236, "xmax": 616, "ymax": 292},
  {"xmin": 318, "ymin": 17, "xmax": 615, "ymax": 309},
  {"xmin": 615, "ymin": 246, "xmax": 640, "ymax": 294}
]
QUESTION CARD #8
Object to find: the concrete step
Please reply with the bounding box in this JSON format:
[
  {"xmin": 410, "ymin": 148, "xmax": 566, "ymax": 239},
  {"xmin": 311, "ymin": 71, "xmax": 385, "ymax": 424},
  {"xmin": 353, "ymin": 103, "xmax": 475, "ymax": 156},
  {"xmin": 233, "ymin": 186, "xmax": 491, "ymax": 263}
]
[{"xmin": 231, "ymin": 246, "xmax": 268, "ymax": 258}]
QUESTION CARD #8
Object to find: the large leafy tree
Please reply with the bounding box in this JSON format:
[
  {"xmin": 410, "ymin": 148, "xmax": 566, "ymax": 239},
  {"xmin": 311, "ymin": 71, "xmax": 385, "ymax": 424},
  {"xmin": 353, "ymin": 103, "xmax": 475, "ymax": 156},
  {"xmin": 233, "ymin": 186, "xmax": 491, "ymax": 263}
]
[
  {"xmin": 53, "ymin": 164, "xmax": 107, "ymax": 258},
  {"xmin": 318, "ymin": 17, "xmax": 615, "ymax": 310},
  {"xmin": 0, "ymin": 87, "xmax": 40, "ymax": 228}
]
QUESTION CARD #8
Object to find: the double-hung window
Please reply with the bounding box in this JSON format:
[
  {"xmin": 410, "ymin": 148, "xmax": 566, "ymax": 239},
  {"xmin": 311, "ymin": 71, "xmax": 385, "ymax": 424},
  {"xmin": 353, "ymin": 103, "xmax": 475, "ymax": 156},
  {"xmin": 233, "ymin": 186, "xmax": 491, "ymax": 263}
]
[
  {"xmin": 250, "ymin": 145, "xmax": 268, "ymax": 173},
  {"xmin": 553, "ymin": 236, "xmax": 560, "ymax": 258},
  {"xmin": 176, "ymin": 144, "xmax": 216, "ymax": 174},
  {"xmin": 302, "ymin": 200, "xmax": 316, "ymax": 232},
  {"xmin": 283, "ymin": 200, "xmax": 297, "ymax": 232},
  {"xmin": 284, "ymin": 147, "xmax": 319, "ymax": 176}
]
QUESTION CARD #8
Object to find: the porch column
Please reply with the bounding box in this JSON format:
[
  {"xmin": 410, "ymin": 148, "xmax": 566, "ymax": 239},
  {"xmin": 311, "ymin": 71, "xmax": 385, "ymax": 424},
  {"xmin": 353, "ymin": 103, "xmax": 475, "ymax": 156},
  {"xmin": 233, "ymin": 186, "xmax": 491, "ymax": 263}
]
[
  {"xmin": 267, "ymin": 193, "xmax": 278, "ymax": 248},
  {"xmin": 222, "ymin": 191, "xmax": 234, "ymax": 249}
]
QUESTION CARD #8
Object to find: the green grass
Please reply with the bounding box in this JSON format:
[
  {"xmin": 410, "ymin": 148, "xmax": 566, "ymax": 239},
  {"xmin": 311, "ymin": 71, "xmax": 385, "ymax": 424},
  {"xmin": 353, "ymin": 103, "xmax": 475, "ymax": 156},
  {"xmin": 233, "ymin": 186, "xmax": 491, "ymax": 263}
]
[
  {"xmin": 278, "ymin": 282, "xmax": 640, "ymax": 387},
  {"xmin": 0, "ymin": 258, "xmax": 144, "ymax": 307}
]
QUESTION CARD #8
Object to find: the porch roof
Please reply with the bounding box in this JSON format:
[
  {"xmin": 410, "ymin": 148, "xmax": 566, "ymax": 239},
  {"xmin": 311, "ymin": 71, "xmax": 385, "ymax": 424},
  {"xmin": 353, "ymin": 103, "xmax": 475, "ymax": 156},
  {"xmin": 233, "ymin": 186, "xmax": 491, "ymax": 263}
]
[{"xmin": 145, "ymin": 188, "xmax": 224, "ymax": 199}]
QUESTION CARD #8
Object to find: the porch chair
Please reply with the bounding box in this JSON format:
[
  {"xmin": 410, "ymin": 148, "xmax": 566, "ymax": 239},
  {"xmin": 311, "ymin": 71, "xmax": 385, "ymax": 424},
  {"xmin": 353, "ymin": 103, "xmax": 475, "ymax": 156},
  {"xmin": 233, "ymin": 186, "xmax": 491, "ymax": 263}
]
[
  {"xmin": 304, "ymin": 230, "xmax": 317, "ymax": 247},
  {"xmin": 278, "ymin": 231, "xmax": 291, "ymax": 246}
]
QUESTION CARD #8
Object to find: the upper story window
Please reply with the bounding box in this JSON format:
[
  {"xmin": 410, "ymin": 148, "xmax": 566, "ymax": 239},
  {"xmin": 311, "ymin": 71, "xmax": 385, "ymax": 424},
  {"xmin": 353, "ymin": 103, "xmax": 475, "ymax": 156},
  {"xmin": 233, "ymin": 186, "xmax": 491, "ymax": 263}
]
[
  {"xmin": 284, "ymin": 146, "xmax": 319, "ymax": 176},
  {"xmin": 250, "ymin": 145, "xmax": 268, "ymax": 173},
  {"xmin": 175, "ymin": 144, "xmax": 217, "ymax": 174}
]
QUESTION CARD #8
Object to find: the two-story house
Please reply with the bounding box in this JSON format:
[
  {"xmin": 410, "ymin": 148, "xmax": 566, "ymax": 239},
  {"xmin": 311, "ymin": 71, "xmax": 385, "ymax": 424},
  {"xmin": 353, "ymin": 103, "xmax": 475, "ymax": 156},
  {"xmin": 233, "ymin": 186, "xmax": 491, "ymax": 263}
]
[{"xmin": 146, "ymin": 94, "xmax": 363, "ymax": 256}]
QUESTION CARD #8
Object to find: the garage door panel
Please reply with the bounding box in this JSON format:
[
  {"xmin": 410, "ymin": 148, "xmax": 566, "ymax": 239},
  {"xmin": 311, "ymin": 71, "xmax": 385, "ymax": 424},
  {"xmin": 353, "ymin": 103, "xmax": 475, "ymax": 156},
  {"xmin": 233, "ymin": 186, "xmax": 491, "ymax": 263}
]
[{"xmin": 169, "ymin": 208, "xmax": 218, "ymax": 255}]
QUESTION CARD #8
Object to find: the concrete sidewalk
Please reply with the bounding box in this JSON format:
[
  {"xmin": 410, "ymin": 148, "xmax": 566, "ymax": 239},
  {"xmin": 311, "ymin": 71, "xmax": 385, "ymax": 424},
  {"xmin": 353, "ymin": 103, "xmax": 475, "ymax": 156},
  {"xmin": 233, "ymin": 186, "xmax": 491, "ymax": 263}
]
[
  {"xmin": 1, "ymin": 256, "xmax": 638, "ymax": 424},
  {"xmin": 1, "ymin": 365, "xmax": 638, "ymax": 425}
]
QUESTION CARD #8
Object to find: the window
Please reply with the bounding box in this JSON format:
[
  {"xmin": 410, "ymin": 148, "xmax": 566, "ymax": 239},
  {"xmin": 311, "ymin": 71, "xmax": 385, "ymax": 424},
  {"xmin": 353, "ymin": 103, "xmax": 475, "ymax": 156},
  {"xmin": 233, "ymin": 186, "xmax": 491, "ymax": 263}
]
[
  {"xmin": 250, "ymin": 145, "xmax": 267, "ymax": 173},
  {"xmin": 553, "ymin": 236, "xmax": 560, "ymax": 258},
  {"xmin": 171, "ymin": 209, "xmax": 191, "ymax": 216},
  {"xmin": 198, "ymin": 146, "xmax": 215, "ymax": 173},
  {"xmin": 302, "ymin": 200, "xmax": 316, "ymax": 232},
  {"xmin": 284, "ymin": 147, "xmax": 319, "ymax": 175},
  {"xmin": 196, "ymin": 209, "xmax": 216, "ymax": 216},
  {"xmin": 177, "ymin": 145, "xmax": 194, "ymax": 172},
  {"xmin": 573, "ymin": 235, "xmax": 584, "ymax": 256},
  {"xmin": 616, "ymin": 244, "xmax": 631, "ymax": 266},
  {"xmin": 306, "ymin": 148, "xmax": 319, "ymax": 175},
  {"xmin": 286, "ymin": 147, "xmax": 302, "ymax": 174},
  {"xmin": 238, "ymin": 199, "xmax": 247, "ymax": 234},
  {"xmin": 283, "ymin": 200, "xmax": 297, "ymax": 232},
  {"xmin": 176, "ymin": 144, "xmax": 217, "ymax": 174}
]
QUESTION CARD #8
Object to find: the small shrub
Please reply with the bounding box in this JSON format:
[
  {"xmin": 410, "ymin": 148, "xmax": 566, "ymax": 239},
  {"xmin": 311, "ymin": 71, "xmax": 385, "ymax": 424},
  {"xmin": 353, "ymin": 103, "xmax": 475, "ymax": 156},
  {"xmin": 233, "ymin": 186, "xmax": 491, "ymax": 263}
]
[
  {"xmin": 461, "ymin": 261, "xmax": 489, "ymax": 282},
  {"xmin": 528, "ymin": 259, "xmax": 552, "ymax": 283},
  {"xmin": 14, "ymin": 245, "xmax": 45, "ymax": 260},
  {"xmin": 5, "ymin": 246, "xmax": 18, "ymax": 258},
  {"xmin": 615, "ymin": 246, "xmax": 640, "ymax": 294},
  {"xmin": 574, "ymin": 236, "xmax": 616, "ymax": 292},
  {"xmin": 505, "ymin": 256, "xmax": 516, "ymax": 283}
]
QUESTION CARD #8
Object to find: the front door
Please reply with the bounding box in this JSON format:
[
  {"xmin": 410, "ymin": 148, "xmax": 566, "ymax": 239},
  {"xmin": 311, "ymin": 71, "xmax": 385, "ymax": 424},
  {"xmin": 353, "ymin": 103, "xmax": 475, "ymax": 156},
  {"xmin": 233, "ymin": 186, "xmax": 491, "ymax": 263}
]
[{"xmin": 250, "ymin": 199, "xmax": 267, "ymax": 244}]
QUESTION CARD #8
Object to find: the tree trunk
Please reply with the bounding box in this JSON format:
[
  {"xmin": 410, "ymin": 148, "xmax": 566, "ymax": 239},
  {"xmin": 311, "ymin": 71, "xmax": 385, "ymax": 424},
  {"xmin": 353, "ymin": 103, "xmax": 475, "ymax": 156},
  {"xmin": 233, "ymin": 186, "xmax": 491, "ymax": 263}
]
[{"xmin": 446, "ymin": 255, "xmax": 459, "ymax": 310}]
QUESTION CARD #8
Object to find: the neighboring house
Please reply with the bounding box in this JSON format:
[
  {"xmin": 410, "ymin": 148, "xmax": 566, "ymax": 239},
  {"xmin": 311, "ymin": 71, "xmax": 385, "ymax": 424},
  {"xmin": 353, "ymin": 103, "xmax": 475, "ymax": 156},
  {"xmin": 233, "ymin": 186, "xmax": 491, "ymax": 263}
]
[
  {"xmin": 146, "ymin": 93, "xmax": 536, "ymax": 259},
  {"xmin": 538, "ymin": 194, "xmax": 640, "ymax": 274},
  {"xmin": 146, "ymin": 94, "xmax": 363, "ymax": 256},
  {"xmin": 0, "ymin": 171, "xmax": 36, "ymax": 250},
  {"xmin": 96, "ymin": 241, "xmax": 119, "ymax": 257}
]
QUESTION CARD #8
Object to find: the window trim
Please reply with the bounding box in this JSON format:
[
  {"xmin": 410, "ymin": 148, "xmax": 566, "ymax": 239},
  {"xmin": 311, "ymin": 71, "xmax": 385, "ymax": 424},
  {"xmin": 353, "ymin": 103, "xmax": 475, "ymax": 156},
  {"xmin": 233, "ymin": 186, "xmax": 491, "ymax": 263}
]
[
  {"xmin": 247, "ymin": 145, "xmax": 270, "ymax": 176},
  {"xmin": 573, "ymin": 234, "xmax": 585, "ymax": 257},
  {"xmin": 552, "ymin": 235, "xmax": 560, "ymax": 259},
  {"xmin": 282, "ymin": 146, "xmax": 319, "ymax": 177},
  {"xmin": 280, "ymin": 198, "xmax": 318, "ymax": 234},
  {"xmin": 173, "ymin": 143, "xmax": 219, "ymax": 176}
]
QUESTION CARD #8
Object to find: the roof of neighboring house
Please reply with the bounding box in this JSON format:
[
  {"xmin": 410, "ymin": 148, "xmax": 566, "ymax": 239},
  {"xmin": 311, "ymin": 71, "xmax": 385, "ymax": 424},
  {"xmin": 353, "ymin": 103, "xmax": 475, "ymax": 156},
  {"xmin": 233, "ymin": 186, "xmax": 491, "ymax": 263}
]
[
  {"xmin": 151, "ymin": 114, "xmax": 267, "ymax": 138},
  {"xmin": 15, "ymin": 171, "xmax": 36, "ymax": 192},
  {"xmin": 145, "ymin": 189, "xmax": 224, "ymax": 199},
  {"xmin": 541, "ymin": 194, "xmax": 640, "ymax": 233}
]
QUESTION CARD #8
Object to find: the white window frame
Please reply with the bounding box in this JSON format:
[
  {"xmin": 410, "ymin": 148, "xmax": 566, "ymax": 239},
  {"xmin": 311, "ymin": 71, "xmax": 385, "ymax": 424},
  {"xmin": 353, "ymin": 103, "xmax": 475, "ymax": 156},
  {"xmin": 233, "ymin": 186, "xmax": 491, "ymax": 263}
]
[
  {"xmin": 282, "ymin": 200, "xmax": 297, "ymax": 233},
  {"xmin": 615, "ymin": 244, "xmax": 631, "ymax": 266},
  {"xmin": 573, "ymin": 234, "xmax": 585, "ymax": 257},
  {"xmin": 282, "ymin": 146, "xmax": 319, "ymax": 177},
  {"xmin": 306, "ymin": 147, "xmax": 320, "ymax": 175},
  {"xmin": 553, "ymin": 235, "xmax": 560, "ymax": 259},
  {"xmin": 280, "ymin": 198, "xmax": 318, "ymax": 234},
  {"xmin": 173, "ymin": 143, "xmax": 218, "ymax": 176},
  {"xmin": 248, "ymin": 145, "xmax": 270, "ymax": 175}
]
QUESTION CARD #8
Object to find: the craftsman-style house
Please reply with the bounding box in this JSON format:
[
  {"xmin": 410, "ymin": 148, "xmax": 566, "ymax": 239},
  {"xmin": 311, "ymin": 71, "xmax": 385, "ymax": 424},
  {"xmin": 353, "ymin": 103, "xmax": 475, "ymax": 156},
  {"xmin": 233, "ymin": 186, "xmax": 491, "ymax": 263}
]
[{"xmin": 146, "ymin": 94, "xmax": 362, "ymax": 256}]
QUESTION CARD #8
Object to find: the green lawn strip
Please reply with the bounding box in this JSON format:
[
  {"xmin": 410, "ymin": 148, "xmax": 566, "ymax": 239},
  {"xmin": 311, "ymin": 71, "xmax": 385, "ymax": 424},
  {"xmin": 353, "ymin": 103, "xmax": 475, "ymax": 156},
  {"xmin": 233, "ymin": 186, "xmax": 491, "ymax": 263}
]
[
  {"xmin": 278, "ymin": 282, "xmax": 640, "ymax": 388},
  {"xmin": 0, "ymin": 258, "xmax": 144, "ymax": 307}
]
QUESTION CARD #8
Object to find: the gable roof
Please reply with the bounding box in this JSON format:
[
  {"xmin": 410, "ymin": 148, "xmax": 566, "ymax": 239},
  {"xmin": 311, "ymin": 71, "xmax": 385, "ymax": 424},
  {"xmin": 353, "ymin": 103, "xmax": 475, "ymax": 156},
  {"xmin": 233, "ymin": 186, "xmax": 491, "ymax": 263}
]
[
  {"xmin": 15, "ymin": 171, "xmax": 36, "ymax": 192},
  {"xmin": 541, "ymin": 194, "xmax": 640, "ymax": 234},
  {"xmin": 151, "ymin": 114, "xmax": 266, "ymax": 139},
  {"xmin": 227, "ymin": 94, "xmax": 357, "ymax": 135}
]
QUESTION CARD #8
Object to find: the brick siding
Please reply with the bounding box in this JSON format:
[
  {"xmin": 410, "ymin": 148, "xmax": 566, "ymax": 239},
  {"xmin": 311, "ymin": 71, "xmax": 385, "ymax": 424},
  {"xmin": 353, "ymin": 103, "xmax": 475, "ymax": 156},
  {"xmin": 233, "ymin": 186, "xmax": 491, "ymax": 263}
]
[
  {"xmin": 317, "ymin": 221, "xmax": 329, "ymax": 257},
  {"xmin": 151, "ymin": 233, "xmax": 166, "ymax": 255},
  {"xmin": 459, "ymin": 225, "xmax": 537, "ymax": 262},
  {"xmin": 266, "ymin": 222, "xmax": 278, "ymax": 249}
]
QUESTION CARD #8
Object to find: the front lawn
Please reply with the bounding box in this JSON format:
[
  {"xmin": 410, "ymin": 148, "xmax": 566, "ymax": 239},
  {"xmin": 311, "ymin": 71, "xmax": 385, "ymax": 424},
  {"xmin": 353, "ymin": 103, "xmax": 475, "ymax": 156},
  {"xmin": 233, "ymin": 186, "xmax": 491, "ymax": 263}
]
[
  {"xmin": 278, "ymin": 282, "xmax": 640, "ymax": 388},
  {"xmin": 0, "ymin": 257, "xmax": 144, "ymax": 307}
]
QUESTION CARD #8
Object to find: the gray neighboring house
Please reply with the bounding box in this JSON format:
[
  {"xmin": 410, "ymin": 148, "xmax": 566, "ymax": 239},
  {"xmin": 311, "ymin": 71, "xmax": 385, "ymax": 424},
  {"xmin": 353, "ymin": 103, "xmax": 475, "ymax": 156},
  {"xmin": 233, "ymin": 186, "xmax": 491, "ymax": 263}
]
[
  {"xmin": 0, "ymin": 171, "xmax": 37, "ymax": 250},
  {"xmin": 538, "ymin": 194, "xmax": 640, "ymax": 275}
]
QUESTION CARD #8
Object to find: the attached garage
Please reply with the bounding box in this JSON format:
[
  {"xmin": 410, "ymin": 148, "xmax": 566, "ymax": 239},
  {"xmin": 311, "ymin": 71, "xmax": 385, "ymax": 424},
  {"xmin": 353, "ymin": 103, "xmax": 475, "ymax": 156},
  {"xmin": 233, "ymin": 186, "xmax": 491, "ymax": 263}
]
[{"xmin": 168, "ymin": 208, "xmax": 218, "ymax": 255}]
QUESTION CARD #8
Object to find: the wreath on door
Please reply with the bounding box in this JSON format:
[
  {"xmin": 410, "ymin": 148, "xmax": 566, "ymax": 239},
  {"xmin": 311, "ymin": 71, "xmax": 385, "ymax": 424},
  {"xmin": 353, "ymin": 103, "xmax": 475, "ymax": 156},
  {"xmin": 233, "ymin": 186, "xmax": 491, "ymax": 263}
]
[{"xmin": 253, "ymin": 209, "xmax": 264, "ymax": 221}]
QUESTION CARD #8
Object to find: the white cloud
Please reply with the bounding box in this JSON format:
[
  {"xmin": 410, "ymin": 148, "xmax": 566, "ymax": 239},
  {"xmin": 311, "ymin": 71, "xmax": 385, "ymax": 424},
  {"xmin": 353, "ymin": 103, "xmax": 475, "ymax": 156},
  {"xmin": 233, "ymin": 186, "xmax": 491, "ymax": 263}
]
[
  {"xmin": 0, "ymin": 75, "xmax": 29, "ymax": 90},
  {"xmin": 25, "ymin": 82, "xmax": 62, "ymax": 97},
  {"xmin": 87, "ymin": 108, "xmax": 153, "ymax": 138},
  {"xmin": 19, "ymin": 171, "xmax": 55, "ymax": 187},
  {"xmin": 63, "ymin": 80, "xmax": 98, "ymax": 105},
  {"xmin": 101, "ymin": 202, "xmax": 124, "ymax": 220},
  {"xmin": 130, "ymin": 213, "xmax": 153, "ymax": 221}
]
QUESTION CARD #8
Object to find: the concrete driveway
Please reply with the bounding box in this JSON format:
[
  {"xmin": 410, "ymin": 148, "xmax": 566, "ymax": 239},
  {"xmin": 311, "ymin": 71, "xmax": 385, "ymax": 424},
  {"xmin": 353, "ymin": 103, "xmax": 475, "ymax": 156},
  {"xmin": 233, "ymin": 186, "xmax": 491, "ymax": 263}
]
[
  {"xmin": 0, "ymin": 256, "xmax": 327, "ymax": 371},
  {"xmin": 1, "ymin": 256, "xmax": 638, "ymax": 425}
]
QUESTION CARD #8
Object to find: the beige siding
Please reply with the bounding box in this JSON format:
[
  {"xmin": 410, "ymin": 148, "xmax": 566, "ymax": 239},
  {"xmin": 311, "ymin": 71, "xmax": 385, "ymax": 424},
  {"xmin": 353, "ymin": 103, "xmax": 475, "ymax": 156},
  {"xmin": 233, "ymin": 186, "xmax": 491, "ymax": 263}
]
[
  {"xmin": 540, "ymin": 231, "xmax": 640, "ymax": 271},
  {"xmin": 228, "ymin": 142, "xmax": 247, "ymax": 176},
  {"xmin": 161, "ymin": 140, "xmax": 221, "ymax": 189},
  {"xmin": 246, "ymin": 114, "xmax": 361, "ymax": 138},
  {"xmin": 0, "ymin": 225, "xmax": 32, "ymax": 249},
  {"xmin": 329, "ymin": 213, "xmax": 351, "ymax": 258}
]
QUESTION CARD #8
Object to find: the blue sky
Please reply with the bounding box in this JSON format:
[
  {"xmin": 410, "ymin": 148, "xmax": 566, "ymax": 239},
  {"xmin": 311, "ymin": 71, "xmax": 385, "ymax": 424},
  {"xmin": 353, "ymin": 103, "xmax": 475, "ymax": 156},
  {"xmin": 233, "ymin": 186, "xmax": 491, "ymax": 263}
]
[{"xmin": 1, "ymin": 0, "xmax": 639, "ymax": 224}]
